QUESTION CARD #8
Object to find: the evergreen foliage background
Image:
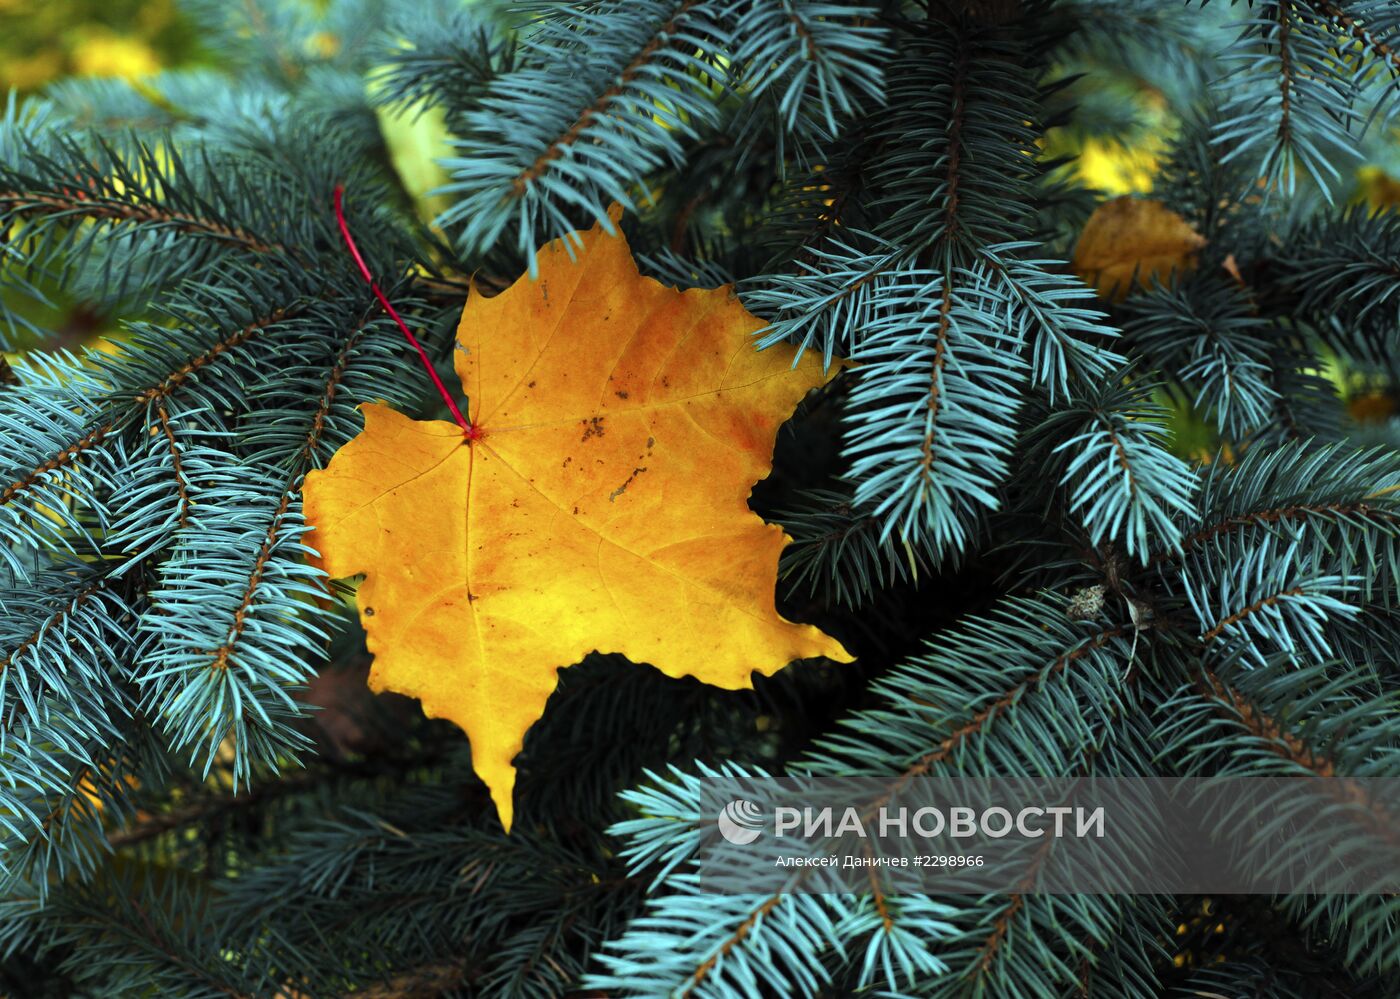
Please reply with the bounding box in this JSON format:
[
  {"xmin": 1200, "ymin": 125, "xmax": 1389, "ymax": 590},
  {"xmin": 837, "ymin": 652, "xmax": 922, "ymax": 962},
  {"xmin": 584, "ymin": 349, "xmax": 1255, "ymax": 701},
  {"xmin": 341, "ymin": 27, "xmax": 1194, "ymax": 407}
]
[{"xmin": 1, "ymin": 0, "xmax": 1399, "ymax": 995}]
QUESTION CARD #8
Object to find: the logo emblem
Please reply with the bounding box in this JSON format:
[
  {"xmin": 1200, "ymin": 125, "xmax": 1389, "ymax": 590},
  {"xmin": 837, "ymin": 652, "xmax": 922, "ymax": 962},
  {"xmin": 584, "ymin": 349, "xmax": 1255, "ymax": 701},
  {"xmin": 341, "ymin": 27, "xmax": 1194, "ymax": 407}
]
[{"xmin": 717, "ymin": 799, "xmax": 764, "ymax": 844}]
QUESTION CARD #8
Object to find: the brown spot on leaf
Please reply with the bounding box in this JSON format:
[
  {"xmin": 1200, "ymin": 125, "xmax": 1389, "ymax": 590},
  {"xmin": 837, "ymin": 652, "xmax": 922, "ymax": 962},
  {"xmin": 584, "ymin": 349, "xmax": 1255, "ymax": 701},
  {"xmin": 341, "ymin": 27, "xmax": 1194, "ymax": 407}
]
[{"xmin": 580, "ymin": 416, "xmax": 606, "ymax": 441}]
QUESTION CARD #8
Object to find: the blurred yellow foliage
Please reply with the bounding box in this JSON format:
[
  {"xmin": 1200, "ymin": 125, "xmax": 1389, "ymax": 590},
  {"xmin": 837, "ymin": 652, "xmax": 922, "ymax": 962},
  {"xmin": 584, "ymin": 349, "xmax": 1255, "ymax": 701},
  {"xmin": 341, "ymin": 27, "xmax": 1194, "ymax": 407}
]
[
  {"xmin": 1357, "ymin": 165, "xmax": 1400, "ymax": 209},
  {"xmin": 1077, "ymin": 136, "xmax": 1162, "ymax": 195},
  {"xmin": 1190, "ymin": 442, "xmax": 1238, "ymax": 467},
  {"xmin": 0, "ymin": 0, "xmax": 180, "ymax": 91},
  {"xmin": 3, "ymin": 49, "xmax": 64, "ymax": 89},
  {"xmin": 376, "ymin": 101, "xmax": 455, "ymax": 223},
  {"xmin": 71, "ymin": 30, "xmax": 161, "ymax": 80},
  {"xmin": 306, "ymin": 30, "xmax": 341, "ymax": 60}
]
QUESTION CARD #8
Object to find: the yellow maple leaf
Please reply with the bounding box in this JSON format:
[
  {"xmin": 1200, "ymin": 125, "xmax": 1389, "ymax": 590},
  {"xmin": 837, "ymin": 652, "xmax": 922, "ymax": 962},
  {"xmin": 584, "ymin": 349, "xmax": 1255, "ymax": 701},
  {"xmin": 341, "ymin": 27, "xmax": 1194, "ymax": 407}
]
[
  {"xmin": 303, "ymin": 213, "xmax": 852, "ymax": 830},
  {"xmin": 1071, "ymin": 196, "xmax": 1206, "ymax": 300}
]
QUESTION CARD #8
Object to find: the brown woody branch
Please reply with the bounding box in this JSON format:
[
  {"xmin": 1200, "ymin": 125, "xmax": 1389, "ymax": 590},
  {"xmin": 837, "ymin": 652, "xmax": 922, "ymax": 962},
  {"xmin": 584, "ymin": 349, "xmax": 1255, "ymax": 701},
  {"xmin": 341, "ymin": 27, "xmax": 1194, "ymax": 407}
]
[{"xmin": 155, "ymin": 403, "xmax": 192, "ymax": 529}]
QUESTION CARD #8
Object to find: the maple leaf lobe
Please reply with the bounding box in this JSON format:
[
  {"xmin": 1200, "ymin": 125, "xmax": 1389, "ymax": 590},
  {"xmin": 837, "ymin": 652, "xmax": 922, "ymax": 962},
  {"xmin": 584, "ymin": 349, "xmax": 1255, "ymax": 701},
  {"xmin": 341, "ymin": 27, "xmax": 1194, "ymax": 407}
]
[{"xmin": 303, "ymin": 214, "xmax": 850, "ymax": 831}]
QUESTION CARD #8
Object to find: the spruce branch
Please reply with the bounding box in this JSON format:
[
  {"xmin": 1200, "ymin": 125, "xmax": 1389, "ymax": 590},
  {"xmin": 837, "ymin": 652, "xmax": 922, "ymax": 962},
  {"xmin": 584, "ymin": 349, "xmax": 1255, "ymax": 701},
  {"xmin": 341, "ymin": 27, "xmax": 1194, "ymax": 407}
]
[
  {"xmin": 0, "ymin": 187, "xmax": 288, "ymax": 258},
  {"xmin": 153, "ymin": 403, "xmax": 193, "ymax": 530},
  {"xmin": 973, "ymin": 833, "xmax": 1057, "ymax": 975},
  {"xmin": 1214, "ymin": 0, "xmax": 1365, "ymax": 198},
  {"xmin": 131, "ymin": 305, "xmax": 302, "ymax": 406},
  {"xmin": 0, "ymin": 421, "xmax": 111, "ymax": 510},
  {"xmin": 1198, "ymin": 670, "xmax": 1343, "ymax": 778},
  {"xmin": 0, "ymin": 574, "xmax": 109, "ymax": 675},
  {"xmin": 510, "ymin": 0, "xmax": 705, "ymax": 198},
  {"xmin": 1312, "ymin": 0, "xmax": 1400, "ymax": 76}
]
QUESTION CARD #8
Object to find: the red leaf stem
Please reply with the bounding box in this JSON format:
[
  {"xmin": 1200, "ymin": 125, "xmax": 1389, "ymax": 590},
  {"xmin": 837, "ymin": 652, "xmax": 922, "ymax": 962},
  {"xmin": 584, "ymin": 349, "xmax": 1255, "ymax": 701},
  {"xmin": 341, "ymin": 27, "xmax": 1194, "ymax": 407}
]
[{"xmin": 333, "ymin": 184, "xmax": 476, "ymax": 438}]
